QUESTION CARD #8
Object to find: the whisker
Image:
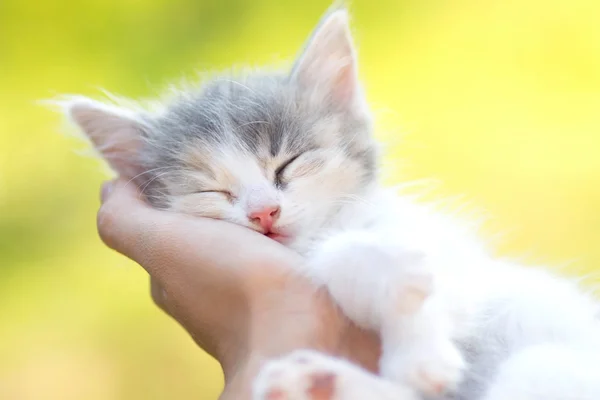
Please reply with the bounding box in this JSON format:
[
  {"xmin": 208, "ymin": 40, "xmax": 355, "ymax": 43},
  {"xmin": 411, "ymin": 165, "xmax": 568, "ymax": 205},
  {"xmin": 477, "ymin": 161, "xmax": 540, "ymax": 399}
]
[
  {"xmin": 124, "ymin": 166, "xmax": 179, "ymax": 189},
  {"xmin": 138, "ymin": 171, "xmax": 178, "ymax": 199}
]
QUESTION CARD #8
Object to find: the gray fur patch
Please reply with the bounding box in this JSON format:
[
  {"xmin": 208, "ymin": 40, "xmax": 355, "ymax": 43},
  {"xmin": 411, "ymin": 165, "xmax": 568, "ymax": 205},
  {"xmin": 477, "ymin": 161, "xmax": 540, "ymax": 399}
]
[{"xmin": 138, "ymin": 70, "xmax": 377, "ymax": 204}]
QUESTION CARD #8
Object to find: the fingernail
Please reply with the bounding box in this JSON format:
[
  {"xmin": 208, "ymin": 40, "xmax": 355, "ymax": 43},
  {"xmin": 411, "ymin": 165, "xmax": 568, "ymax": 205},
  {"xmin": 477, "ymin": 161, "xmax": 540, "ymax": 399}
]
[{"xmin": 101, "ymin": 181, "xmax": 115, "ymax": 202}]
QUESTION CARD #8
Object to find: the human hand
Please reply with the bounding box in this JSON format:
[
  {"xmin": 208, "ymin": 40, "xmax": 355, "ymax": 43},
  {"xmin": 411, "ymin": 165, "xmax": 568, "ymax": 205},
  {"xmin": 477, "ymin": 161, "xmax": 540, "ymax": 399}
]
[{"xmin": 96, "ymin": 179, "xmax": 381, "ymax": 399}]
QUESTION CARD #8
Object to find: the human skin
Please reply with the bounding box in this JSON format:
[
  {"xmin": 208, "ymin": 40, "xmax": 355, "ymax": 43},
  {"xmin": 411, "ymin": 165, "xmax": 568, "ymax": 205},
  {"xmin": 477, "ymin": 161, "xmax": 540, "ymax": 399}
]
[{"xmin": 97, "ymin": 179, "xmax": 381, "ymax": 399}]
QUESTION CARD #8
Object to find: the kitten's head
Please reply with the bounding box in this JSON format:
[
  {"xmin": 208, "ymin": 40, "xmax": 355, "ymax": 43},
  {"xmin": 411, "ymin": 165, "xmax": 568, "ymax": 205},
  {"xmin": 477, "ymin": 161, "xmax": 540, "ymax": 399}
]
[{"xmin": 61, "ymin": 8, "xmax": 378, "ymax": 251}]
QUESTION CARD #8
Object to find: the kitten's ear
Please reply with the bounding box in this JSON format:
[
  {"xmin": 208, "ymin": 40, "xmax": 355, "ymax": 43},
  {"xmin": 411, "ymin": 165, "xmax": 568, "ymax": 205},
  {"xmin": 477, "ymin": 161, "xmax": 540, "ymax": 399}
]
[
  {"xmin": 291, "ymin": 8, "xmax": 365, "ymax": 113},
  {"xmin": 61, "ymin": 97, "xmax": 147, "ymax": 179}
]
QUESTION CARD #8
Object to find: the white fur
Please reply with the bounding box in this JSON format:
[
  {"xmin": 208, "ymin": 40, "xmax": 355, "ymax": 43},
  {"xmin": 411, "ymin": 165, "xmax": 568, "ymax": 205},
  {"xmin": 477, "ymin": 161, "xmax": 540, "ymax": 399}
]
[{"xmin": 254, "ymin": 186, "xmax": 600, "ymax": 400}]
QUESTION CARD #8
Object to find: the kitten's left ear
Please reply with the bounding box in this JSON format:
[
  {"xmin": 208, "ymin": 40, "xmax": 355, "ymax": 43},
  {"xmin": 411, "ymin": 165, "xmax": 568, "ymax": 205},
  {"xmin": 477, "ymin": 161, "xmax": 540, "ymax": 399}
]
[{"xmin": 291, "ymin": 8, "xmax": 366, "ymax": 114}]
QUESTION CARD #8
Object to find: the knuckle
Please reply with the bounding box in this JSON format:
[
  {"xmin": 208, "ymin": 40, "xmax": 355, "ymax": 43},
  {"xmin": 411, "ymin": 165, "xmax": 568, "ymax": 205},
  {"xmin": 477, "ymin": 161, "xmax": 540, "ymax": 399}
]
[
  {"xmin": 150, "ymin": 278, "xmax": 168, "ymax": 311},
  {"xmin": 96, "ymin": 200, "xmax": 179, "ymax": 278},
  {"xmin": 96, "ymin": 202, "xmax": 119, "ymax": 249}
]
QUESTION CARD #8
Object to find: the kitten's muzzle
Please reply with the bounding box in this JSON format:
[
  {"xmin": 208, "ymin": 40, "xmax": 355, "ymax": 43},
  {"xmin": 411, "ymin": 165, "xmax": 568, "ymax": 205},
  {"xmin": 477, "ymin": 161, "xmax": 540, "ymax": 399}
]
[{"xmin": 248, "ymin": 205, "xmax": 281, "ymax": 233}]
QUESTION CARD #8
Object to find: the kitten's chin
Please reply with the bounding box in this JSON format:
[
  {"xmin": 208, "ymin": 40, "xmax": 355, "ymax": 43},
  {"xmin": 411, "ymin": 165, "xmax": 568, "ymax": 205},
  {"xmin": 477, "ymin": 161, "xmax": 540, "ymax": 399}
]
[
  {"xmin": 278, "ymin": 234, "xmax": 319, "ymax": 256},
  {"xmin": 265, "ymin": 232, "xmax": 290, "ymax": 244},
  {"xmin": 264, "ymin": 225, "xmax": 323, "ymax": 255}
]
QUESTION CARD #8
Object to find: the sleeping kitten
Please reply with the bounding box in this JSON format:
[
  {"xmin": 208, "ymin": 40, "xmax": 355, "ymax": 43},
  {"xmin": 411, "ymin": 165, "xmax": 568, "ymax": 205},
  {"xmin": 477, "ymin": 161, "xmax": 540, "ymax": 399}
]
[{"xmin": 57, "ymin": 6, "xmax": 600, "ymax": 400}]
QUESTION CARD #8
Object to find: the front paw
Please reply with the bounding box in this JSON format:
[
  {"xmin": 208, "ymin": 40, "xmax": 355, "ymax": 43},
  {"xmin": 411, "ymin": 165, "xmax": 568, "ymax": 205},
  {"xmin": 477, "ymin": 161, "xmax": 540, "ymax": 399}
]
[
  {"xmin": 310, "ymin": 231, "xmax": 434, "ymax": 327},
  {"xmin": 252, "ymin": 350, "xmax": 350, "ymax": 400},
  {"xmin": 380, "ymin": 339, "xmax": 466, "ymax": 397}
]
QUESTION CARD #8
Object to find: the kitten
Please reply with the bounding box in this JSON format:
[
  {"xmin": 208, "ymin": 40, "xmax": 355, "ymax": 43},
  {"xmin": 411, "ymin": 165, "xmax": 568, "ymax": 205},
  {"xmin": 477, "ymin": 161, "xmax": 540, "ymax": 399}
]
[{"xmin": 57, "ymin": 6, "xmax": 600, "ymax": 400}]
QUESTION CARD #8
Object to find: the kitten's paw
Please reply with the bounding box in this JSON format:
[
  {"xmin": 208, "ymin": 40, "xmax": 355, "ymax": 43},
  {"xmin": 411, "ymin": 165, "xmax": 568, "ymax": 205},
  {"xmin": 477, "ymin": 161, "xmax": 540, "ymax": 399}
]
[
  {"xmin": 253, "ymin": 350, "xmax": 345, "ymax": 400},
  {"xmin": 253, "ymin": 350, "xmax": 416, "ymax": 400},
  {"xmin": 380, "ymin": 340, "xmax": 466, "ymax": 397},
  {"xmin": 352, "ymin": 239, "xmax": 434, "ymax": 316},
  {"xmin": 386, "ymin": 258, "xmax": 433, "ymax": 316},
  {"xmin": 312, "ymin": 231, "xmax": 434, "ymax": 327}
]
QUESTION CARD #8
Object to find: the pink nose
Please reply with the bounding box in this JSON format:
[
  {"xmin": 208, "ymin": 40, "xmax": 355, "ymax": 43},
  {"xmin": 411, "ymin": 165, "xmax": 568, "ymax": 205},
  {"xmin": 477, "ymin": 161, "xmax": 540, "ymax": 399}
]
[{"xmin": 248, "ymin": 205, "xmax": 281, "ymax": 232}]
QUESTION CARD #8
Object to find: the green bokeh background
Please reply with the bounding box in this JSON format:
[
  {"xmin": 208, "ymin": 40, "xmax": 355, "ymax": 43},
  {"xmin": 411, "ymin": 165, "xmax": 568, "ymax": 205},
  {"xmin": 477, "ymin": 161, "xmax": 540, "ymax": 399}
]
[{"xmin": 1, "ymin": 0, "xmax": 599, "ymax": 399}]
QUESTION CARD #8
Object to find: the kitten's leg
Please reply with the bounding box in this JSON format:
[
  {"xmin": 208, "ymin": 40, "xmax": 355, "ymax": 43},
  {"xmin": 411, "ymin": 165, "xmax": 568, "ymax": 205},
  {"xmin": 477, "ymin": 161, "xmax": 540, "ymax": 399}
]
[
  {"xmin": 308, "ymin": 231, "xmax": 465, "ymax": 396},
  {"xmin": 379, "ymin": 297, "xmax": 465, "ymax": 396},
  {"xmin": 481, "ymin": 343, "xmax": 600, "ymax": 400},
  {"xmin": 253, "ymin": 350, "xmax": 417, "ymax": 400}
]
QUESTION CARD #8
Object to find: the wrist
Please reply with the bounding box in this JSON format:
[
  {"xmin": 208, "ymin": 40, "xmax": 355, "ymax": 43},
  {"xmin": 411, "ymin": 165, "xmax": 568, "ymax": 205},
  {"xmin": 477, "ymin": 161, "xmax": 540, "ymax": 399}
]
[
  {"xmin": 219, "ymin": 287, "xmax": 381, "ymax": 399},
  {"xmin": 219, "ymin": 353, "xmax": 255, "ymax": 400},
  {"xmin": 219, "ymin": 327, "xmax": 380, "ymax": 400},
  {"xmin": 219, "ymin": 286, "xmax": 341, "ymax": 399}
]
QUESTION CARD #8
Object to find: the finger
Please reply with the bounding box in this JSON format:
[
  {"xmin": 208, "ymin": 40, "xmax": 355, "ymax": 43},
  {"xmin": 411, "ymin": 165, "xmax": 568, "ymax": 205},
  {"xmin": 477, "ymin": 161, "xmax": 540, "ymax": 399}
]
[
  {"xmin": 149, "ymin": 276, "xmax": 169, "ymax": 313},
  {"xmin": 100, "ymin": 180, "xmax": 115, "ymax": 203},
  {"xmin": 96, "ymin": 179, "xmax": 299, "ymax": 282},
  {"xmin": 96, "ymin": 178, "xmax": 157, "ymax": 258}
]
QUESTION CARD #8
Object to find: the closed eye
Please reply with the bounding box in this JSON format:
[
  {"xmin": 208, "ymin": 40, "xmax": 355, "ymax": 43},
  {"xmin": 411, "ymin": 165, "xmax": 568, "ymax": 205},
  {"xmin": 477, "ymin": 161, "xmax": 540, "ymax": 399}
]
[
  {"xmin": 274, "ymin": 153, "xmax": 302, "ymax": 188},
  {"xmin": 196, "ymin": 190, "xmax": 235, "ymax": 201}
]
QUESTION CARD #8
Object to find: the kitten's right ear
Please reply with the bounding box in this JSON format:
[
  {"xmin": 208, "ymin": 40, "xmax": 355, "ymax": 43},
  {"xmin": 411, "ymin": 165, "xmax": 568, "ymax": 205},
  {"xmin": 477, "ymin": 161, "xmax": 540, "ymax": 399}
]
[{"xmin": 57, "ymin": 97, "xmax": 147, "ymax": 179}]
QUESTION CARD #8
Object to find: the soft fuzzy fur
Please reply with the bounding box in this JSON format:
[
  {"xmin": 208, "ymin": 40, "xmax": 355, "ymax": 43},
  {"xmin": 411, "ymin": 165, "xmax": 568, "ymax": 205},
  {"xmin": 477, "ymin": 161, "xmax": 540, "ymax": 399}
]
[{"xmin": 57, "ymin": 6, "xmax": 600, "ymax": 400}]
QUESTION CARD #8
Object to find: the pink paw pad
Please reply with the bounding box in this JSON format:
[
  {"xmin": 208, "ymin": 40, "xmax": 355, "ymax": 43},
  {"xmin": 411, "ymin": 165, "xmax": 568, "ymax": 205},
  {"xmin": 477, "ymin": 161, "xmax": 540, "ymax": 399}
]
[
  {"xmin": 306, "ymin": 372, "xmax": 337, "ymax": 400},
  {"xmin": 265, "ymin": 388, "xmax": 287, "ymax": 400}
]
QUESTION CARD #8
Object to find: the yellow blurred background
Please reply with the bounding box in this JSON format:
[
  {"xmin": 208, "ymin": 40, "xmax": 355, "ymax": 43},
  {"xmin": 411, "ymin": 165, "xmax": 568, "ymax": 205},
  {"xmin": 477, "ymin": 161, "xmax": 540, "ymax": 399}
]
[{"xmin": 1, "ymin": 0, "xmax": 599, "ymax": 399}]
